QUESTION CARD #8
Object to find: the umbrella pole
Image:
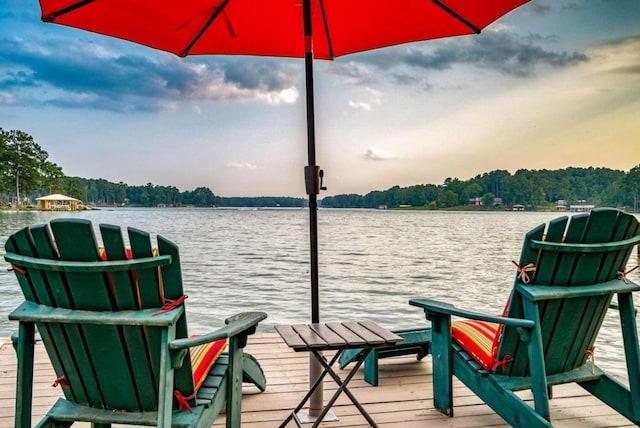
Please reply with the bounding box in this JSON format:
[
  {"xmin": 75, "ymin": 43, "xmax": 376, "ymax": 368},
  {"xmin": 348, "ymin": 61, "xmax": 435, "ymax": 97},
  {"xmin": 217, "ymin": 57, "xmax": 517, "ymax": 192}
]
[{"xmin": 302, "ymin": 0, "xmax": 333, "ymax": 421}]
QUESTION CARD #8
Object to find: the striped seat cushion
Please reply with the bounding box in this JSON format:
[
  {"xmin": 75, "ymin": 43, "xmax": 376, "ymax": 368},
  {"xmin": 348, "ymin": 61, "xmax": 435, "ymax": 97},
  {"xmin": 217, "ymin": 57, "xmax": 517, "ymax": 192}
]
[
  {"xmin": 190, "ymin": 338, "xmax": 227, "ymax": 390},
  {"xmin": 451, "ymin": 320, "xmax": 500, "ymax": 371}
]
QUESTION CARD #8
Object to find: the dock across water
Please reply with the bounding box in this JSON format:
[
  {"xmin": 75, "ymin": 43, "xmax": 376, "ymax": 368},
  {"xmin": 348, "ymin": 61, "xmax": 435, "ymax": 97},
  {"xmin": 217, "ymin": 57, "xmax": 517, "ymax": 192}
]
[{"xmin": 0, "ymin": 333, "xmax": 635, "ymax": 427}]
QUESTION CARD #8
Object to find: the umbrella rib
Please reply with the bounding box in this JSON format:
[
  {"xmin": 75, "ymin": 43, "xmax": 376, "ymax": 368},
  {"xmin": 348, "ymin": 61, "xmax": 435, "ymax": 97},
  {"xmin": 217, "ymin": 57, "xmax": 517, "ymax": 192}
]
[
  {"xmin": 181, "ymin": 0, "xmax": 232, "ymax": 57},
  {"xmin": 317, "ymin": 0, "xmax": 335, "ymax": 59},
  {"xmin": 431, "ymin": 0, "xmax": 481, "ymax": 34},
  {"xmin": 42, "ymin": 0, "xmax": 96, "ymax": 22}
]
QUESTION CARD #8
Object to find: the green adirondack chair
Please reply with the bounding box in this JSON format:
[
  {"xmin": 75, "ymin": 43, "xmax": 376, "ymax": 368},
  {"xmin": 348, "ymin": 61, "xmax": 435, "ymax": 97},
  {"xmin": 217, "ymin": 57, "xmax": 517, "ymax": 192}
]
[
  {"xmin": 410, "ymin": 208, "xmax": 640, "ymax": 427},
  {"xmin": 4, "ymin": 218, "xmax": 267, "ymax": 428}
]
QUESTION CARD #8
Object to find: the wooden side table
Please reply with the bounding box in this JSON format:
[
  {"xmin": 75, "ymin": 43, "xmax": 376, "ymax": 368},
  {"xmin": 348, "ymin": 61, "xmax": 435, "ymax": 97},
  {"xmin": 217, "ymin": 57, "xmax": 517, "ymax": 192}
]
[{"xmin": 275, "ymin": 321, "xmax": 402, "ymax": 427}]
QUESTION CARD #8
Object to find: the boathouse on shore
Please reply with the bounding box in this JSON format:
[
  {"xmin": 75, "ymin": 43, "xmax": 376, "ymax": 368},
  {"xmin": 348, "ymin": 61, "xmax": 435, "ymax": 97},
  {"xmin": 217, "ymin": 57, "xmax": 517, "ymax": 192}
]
[{"xmin": 36, "ymin": 194, "xmax": 83, "ymax": 211}]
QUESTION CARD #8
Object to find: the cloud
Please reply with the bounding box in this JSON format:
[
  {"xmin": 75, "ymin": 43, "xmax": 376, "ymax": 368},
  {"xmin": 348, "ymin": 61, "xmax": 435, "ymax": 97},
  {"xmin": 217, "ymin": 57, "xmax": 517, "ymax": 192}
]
[
  {"xmin": 363, "ymin": 147, "xmax": 397, "ymax": 161},
  {"xmin": 225, "ymin": 161, "xmax": 259, "ymax": 170},
  {"xmin": 347, "ymin": 87, "xmax": 382, "ymax": 111},
  {"xmin": 0, "ymin": 34, "xmax": 300, "ymax": 112},
  {"xmin": 348, "ymin": 100, "xmax": 372, "ymax": 111},
  {"xmin": 591, "ymin": 36, "xmax": 640, "ymax": 77},
  {"xmin": 353, "ymin": 28, "xmax": 589, "ymax": 79},
  {"xmin": 526, "ymin": 1, "xmax": 581, "ymax": 16},
  {"xmin": 322, "ymin": 61, "xmax": 377, "ymax": 85}
]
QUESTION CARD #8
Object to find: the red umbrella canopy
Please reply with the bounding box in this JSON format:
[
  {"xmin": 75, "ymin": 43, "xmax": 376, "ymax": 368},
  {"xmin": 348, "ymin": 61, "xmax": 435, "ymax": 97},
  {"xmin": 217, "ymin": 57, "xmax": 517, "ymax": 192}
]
[{"xmin": 40, "ymin": 0, "xmax": 530, "ymax": 60}]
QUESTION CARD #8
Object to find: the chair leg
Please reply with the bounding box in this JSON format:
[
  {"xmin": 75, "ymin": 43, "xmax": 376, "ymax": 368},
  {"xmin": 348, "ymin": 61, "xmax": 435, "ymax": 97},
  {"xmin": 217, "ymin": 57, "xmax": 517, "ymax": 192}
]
[
  {"xmin": 157, "ymin": 326, "xmax": 176, "ymax": 428},
  {"xmin": 15, "ymin": 322, "xmax": 36, "ymax": 428},
  {"xmin": 523, "ymin": 301, "xmax": 551, "ymax": 421},
  {"xmin": 363, "ymin": 351, "xmax": 379, "ymax": 386},
  {"xmin": 430, "ymin": 315, "xmax": 453, "ymax": 416},
  {"xmin": 618, "ymin": 292, "xmax": 640, "ymax": 420},
  {"xmin": 226, "ymin": 337, "xmax": 244, "ymax": 428},
  {"xmin": 242, "ymin": 353, "xmax": 266, "ymax": 392}
]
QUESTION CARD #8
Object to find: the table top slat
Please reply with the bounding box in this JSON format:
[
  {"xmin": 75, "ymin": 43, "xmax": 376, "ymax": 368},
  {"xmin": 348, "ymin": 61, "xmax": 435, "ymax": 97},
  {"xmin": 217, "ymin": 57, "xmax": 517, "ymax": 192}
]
[
  {"xmin": 325, "ymin": 322, "xmax": 368, "ymax": 346},
  {"xmin": 340, "ymin": 321, "xmax": 386, "ymax": 345},
  {"xmin": 291, "ymin": 324, "xmax": 328, "ymax": 350},
  {"xmin": 358, "ymin": 320, "xmax": 404, "ymax": 344},
  {"xmin": 309, "ymin": 323, "xmax": 347, "ymax": 347},
  {"xmin": 273, "ymin": 324, "xmax": 308, "ymax": 349}
]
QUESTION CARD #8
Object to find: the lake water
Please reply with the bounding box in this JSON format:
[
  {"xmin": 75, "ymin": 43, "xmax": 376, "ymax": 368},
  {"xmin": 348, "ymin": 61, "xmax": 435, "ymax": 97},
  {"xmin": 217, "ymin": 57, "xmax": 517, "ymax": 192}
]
[{"xmin": 1, "ymin": 208, "xmax": 639, "ymax": 376}]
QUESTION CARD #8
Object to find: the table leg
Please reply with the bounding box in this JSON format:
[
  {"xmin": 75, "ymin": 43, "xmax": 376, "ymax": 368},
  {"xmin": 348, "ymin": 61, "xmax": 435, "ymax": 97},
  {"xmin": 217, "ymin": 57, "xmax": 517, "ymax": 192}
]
[
  {"xmin": 311, "ymin": 348, "xmax": 378, "ymax": 428},
  {"xmin": 280, "ymin": 348, "xmax": 380, "ymax": 428},
  {"xmin": 279, "ymin": 351, "xmax": 337, "ymax": 428}
]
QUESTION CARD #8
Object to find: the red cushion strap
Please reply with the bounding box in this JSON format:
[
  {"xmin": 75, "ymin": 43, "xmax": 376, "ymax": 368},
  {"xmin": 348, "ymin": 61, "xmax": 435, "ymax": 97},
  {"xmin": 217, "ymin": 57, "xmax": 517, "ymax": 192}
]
[
  {"xmin": 585, "ymin": 346, "xmax": 596, "ymax": 374},
  {"xmin": 618, "ymin": 265, "xmax": 639, "ymax": 284},
  {"xmin": 153, "ymin": 294, "xmax": 188, "ymax": 316},
  {"xmin": 52, "ymin": 375, "xmax": 70, "ymax": 388},
  {"xmin": 512, "ymin": 260, "xmax": 536, "ymax": 284},
  {"xmin": 8, "ymin": 265, "xmax": 26, "ymax": 274},
  {"xmin": 491, "ymin": 355, "xmax": 513, "ymax": 371},
  {"xmin": 174, "ymin": 390, "xmax": 196, "ymax": 413}
]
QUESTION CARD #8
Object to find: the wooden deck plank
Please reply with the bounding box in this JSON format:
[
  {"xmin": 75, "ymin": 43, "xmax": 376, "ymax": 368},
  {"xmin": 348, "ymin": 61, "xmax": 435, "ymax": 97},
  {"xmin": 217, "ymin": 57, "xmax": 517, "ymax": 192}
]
[{"xmin": 0, "ymin": 333, "xmax": 636, "ymax": 427}]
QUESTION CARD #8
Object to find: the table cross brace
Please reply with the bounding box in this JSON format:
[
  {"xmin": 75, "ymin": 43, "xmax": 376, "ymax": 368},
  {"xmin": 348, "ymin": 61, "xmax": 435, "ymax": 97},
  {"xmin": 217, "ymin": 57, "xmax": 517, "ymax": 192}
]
[{"xmin": 280, "ymin": 348, "xmax": 378, "ymax": 427}]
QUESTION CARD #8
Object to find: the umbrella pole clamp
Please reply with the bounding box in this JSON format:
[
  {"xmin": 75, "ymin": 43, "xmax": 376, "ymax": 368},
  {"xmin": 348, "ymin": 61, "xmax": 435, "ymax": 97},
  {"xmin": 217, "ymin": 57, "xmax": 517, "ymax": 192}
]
[{"xmin": 305, "ymin": 165, "xmax": 326, "ymax": 195}]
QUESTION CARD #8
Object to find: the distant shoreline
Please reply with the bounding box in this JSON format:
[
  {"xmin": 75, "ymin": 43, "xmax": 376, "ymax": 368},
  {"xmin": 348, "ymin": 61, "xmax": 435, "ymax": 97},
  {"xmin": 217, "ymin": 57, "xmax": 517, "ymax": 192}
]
[{"xmin": 2, "ymin": 205, "xmax": 634, "ymax": 213}]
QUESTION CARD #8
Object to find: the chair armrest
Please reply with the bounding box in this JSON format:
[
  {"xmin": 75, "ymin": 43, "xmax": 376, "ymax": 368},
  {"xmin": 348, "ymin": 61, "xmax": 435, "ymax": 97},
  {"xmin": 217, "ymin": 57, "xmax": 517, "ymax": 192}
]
[
  {"xmin": 515, "ymin": 279, "xmax": 640, "ymax": 302},
  {"xmin": 5, "ymin": 252, "xmax": 172, "ymax": 273},
  {"xmin": 530, "ymin": 234, "xmax": 640, "ymax": 253},
  {"xmin": 409, "ymin": 298, "xmax": 535, "ymax": 329},
  {"xmin": 169, "ymin": 311, "xmax": 267, "ymax": 350},
  {"xmin": 9, "ymin": 301, "xmax": 182, "ymax": 326}
]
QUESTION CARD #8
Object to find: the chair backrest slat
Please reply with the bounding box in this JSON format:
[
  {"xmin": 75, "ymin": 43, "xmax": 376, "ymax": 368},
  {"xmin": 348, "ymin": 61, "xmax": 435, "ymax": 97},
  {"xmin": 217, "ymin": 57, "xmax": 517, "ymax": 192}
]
[
  {"xmin": 100, "ymin": 224, "xmax": 139, "ymax": 310},
  {"xmin": 155, "ymin": 233, "xmax": 195, "ymax": 397}
]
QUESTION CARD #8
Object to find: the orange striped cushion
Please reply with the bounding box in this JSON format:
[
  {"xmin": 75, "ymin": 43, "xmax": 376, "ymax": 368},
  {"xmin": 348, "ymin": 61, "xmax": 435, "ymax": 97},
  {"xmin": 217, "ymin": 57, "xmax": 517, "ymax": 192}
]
[
  {"xmin": 451, "ymin": 320, "xmax": 499, "ymax": 371},
  {"xmin": 190, "ymin": 338, "xmax": 227, "ymax": 390}
]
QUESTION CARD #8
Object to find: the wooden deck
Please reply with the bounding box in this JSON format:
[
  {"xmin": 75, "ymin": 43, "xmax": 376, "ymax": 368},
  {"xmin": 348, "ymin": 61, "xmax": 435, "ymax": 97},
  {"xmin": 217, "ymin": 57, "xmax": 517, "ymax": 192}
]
[{"xmin": 0, "ymin": 333, "xmax": 636, "ymax": 427}]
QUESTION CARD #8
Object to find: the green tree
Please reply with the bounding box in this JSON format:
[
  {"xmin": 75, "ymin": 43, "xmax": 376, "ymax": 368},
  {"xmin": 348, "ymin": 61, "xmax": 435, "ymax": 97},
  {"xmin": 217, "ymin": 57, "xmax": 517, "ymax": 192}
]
[
  {"xmin": 184, "ymin": 187, "xmax": 217, "ymax": 206},
  {"xmin": 437, "ymin": 189, "xmax": 458, "ymax": 208},
  {"xmin": 481, "ymin": 192, "xmax": 496, "ymax": 207},
  {"xmin": 385, "ymin": 185, "xmax": 401, "ymax": 208},
  {"xmin": 363, "ymin": 190, "xmax": 385, "ymax": 208},
  {"xmin": 530, "ymin": 187, "xmax": 546, "ymax": 210},
  {"xmin": 62, "ymin": 176, "xmax": 88, "ymax": 201},
  {"xmin": 462, "ymin": 182, "xmax": 483, "ymax": 202},
  {"xmin": 38, "ymin": 161, "xmax": 65, "ymax": 195},
  {"xmin": 0, "ymin": 128, "xmax": 63, "ymax": 207},
  {"xmin": 626, "ymin": 165, "xmax": 640, "ymax": 211}
]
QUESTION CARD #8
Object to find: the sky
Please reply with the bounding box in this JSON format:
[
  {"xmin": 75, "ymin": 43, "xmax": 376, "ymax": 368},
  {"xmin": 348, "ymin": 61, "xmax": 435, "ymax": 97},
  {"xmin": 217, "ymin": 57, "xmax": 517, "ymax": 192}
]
[{"xmin": 1, "ymin": 1, "xmax": 639, "ymax": 198}]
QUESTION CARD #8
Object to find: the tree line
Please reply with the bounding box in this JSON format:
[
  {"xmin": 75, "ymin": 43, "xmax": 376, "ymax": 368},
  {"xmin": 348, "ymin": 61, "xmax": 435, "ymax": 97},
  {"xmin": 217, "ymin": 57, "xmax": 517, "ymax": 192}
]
[
  {"xmin": 57, "ymin": 177, "xmax": 305, "ymax": 207},
  {"xmin": 2, "ymin": 128, "xmax": 639, "ymax": 210},
  {"xmin": 58, "ymin": 177, "xmax": 222, "ymax": 207},
  {"xmin": 320, "ymin": 167, "xmax": 640, "ymax": 210}
]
